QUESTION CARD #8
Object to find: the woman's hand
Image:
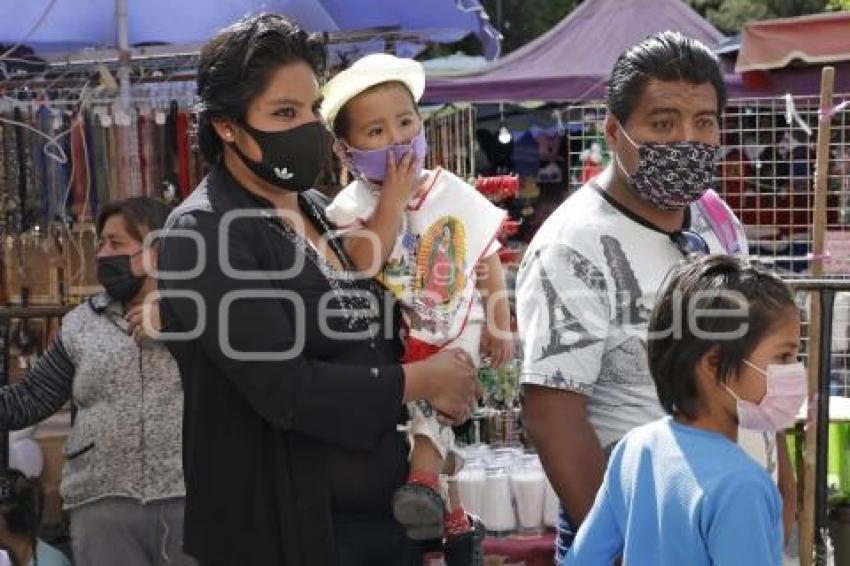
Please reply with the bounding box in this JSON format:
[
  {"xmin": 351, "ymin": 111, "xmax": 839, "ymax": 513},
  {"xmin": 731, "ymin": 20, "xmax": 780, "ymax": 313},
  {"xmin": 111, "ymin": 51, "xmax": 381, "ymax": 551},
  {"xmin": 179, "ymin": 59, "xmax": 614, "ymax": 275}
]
[
  {"xmin": 125, "ymin": 295, "xmax": 162, "ymax": 343},
  {"xmin": 403, "ymin": 348, "xmax": 481, "ymax": 426}
]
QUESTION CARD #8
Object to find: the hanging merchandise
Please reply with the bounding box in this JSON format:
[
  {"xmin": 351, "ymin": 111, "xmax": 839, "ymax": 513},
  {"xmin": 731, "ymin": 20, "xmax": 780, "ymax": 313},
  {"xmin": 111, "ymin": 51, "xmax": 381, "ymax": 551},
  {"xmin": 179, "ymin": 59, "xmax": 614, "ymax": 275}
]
[
  {"xmin": 475, "ymin": 174, "xmax": 519, "ymax": 201},
  {"xmin": 0, "ymin": 87, "xmax": 199, "ymax": 227},
  {"xmin": 510, "ymin": 131, "xmax": 540, "ymax": 178},
  {"xmin": 578, "ymin": 141, "xmax": 607, "ymax": 184},
  {"xmin": 535, "ymin": 130, "xmax": 560, "ymax": 162},
  {"xmin": 537, "ymin": 162, "xmax": 563, "ymax": 184},
  {"xmin": 568, "ymin": 111, "xmax": 609, "ymax": 191},
  {"xmin": 0, "ymin": 82, "xmax": 199, "ymax": 304},
  {"xmin": 424, "ymin": 103, "xmax": 476, "ymax": 179},
  {"xmin": 174, "ymin": 101, "xmax": 192, "ymax": 199}
]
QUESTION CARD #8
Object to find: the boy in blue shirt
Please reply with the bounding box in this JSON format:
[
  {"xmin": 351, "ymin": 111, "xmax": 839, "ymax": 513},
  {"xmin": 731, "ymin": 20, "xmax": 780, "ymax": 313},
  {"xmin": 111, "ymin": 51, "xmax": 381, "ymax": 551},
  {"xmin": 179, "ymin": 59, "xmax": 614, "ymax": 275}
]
[{"xmin": 567, "ymin": 255, "xmax": 806, "ymax": 565}]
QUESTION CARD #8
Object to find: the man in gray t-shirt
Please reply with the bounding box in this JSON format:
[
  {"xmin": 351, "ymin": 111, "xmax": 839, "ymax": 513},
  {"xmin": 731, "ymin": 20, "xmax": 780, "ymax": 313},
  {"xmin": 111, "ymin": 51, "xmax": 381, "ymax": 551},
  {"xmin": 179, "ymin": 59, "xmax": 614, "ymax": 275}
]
[{"xmin": 517, "ymin": 32, "xmax": 796, "ymax": 561}]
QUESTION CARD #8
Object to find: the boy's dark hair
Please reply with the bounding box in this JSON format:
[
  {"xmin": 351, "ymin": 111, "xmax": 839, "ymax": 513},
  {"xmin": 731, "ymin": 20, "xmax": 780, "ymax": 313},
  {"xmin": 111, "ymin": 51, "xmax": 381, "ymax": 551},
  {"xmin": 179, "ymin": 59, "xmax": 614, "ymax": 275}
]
[
  {"xmin": 331, "ymin": 81, "xmax": 419, "ymax": 138},
  {"xmin": 607, "ymin": 31, "xmax": 728, "ymax": 124},
  {"xmin": 96, "ymin": 197, "xmax": 171, "ymax": 242},
  {"xmin": 196, "ymin": 13, "xmax": 326, "ymax": 165},
  {"xmin": 0, "ymin": 468, "xmax": 42, "ymax": 538},
  {"xmin": 648, "ymin": 255, "xmax": 797, "ymax": 420}
]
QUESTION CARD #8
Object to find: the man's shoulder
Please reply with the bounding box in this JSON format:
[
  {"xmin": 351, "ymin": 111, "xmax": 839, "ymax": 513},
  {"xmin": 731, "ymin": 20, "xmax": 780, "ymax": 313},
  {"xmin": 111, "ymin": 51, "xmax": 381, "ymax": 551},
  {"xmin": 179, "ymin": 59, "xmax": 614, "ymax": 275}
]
[
  {"xmin": 522, "ymin": 185, "xmax": 618, "ymax": 263},
  {"xmin": 535, "ymin": 184, "xmax": 625, "ymax": 238}
]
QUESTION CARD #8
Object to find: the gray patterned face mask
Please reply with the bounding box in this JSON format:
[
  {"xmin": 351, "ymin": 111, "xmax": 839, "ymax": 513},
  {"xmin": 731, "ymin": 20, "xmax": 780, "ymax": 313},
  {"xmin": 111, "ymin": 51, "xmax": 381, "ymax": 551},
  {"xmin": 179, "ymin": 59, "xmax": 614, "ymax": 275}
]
[{"xmin": 617, "ymin": 126, "xmax": 718, "ymax": 210}]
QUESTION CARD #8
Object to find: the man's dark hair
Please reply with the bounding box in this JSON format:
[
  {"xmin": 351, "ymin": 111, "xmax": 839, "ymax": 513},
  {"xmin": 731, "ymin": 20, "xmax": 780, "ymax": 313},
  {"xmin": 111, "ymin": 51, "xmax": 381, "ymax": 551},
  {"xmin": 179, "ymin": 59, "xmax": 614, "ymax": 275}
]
[
  {"xmin": 195, "ymin": 13, "xmax": 326, "ymax": 165},
  {"xmin": 607, "ymin": 31, "xmax": 727, "ymax": 124},
  {"xmin": 96, "ymin": 197, "xmax": 171, "ymax": 242},
  {"xmin": 648, "ymin": 255, "xmax": 797, "ymax": 421}
]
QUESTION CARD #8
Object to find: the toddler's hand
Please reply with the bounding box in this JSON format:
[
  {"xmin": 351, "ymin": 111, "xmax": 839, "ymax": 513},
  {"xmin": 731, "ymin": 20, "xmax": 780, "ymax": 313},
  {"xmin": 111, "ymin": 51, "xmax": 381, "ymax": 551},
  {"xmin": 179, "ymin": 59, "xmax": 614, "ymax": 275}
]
[
  {"xmin": 382, "ymin": 150, "xmax": 419, "ymax": 206},
  {"xmin": 481, "ymin": 324, "xmax": 515, "ymax": 368}
]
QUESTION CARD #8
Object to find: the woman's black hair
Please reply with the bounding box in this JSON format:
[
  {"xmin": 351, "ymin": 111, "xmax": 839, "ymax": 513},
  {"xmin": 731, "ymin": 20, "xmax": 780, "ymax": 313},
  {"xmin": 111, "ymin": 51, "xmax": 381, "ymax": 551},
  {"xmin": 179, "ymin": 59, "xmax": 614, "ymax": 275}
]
[
  {"xmin": 96, "ymin": 196, "xmax": 171, "ymax": 242},
  {"xmin": 647, "ymin": 255, "xmax": 797, "ymax": 420},
  {"xmin": 196, "ymin": 13, "xmax": 326, "ymax": 165},
  {"xmin": 607, "ymin": 30, "xmax": 728, "ymax": 124}
]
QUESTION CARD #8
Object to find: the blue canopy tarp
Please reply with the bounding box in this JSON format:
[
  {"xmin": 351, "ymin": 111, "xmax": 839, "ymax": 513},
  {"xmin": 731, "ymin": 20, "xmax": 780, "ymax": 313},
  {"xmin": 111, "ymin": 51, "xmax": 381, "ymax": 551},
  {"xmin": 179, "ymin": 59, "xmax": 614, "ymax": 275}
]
[{"xmin": 0, "ymin": 0, "xmax": 499, "ymax": 59}]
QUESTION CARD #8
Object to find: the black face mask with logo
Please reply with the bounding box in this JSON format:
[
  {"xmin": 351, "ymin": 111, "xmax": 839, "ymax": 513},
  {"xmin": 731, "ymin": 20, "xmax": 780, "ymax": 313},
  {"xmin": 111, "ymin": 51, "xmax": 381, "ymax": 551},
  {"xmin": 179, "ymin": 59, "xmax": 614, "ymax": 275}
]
[
  {"xmin": 96, "ymin": 252, "xmax": 146, "ymax": 302},
  {"xmin": 229, "ymin": 120, "xmax": 330, "ymax": 192}
]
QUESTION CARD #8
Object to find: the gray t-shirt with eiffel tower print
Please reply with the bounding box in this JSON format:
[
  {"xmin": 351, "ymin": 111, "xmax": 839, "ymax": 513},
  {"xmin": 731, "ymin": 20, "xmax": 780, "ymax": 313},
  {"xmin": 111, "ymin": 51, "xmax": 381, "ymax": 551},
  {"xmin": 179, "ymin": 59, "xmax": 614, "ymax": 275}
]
[{"xmin": 517, "ymin": 183, "xmax": 775, "ymax": 477}]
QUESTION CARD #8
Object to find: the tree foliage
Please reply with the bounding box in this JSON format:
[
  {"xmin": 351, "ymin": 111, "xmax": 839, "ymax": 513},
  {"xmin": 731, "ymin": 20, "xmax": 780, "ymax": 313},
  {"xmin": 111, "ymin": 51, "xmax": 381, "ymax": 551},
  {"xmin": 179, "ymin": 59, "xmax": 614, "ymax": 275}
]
[
  {"xmin": 481, "ymin": 0, "xmax": 578, "ymax": 54},
  {"xmin": 686, "ymin": 0, "xmax": 830, "ymax": 34}
]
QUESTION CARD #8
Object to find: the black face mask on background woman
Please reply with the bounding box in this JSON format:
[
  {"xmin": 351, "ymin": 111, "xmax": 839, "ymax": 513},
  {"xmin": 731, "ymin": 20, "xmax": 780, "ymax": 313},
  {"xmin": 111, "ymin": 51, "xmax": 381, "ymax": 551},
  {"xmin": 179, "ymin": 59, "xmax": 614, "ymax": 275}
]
[
  {"xmin": 229, "ymin": 120, "xmax": 329, "ymax": 192},
  {"xmin": 96, "ymin": 252, "xmax": 146, "ymax": 302}
]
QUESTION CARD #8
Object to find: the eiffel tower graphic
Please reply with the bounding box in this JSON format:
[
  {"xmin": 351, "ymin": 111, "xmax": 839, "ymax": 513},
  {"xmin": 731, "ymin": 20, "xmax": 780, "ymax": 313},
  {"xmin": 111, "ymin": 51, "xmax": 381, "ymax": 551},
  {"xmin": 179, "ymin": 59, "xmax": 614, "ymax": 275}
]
[
  {"xmin": 600, "ymin": 235, "xmax": 651, "ymax": 326},
  {"xmin": 536, "ymin": 249, "xmax": 603, "ymax": 360}
]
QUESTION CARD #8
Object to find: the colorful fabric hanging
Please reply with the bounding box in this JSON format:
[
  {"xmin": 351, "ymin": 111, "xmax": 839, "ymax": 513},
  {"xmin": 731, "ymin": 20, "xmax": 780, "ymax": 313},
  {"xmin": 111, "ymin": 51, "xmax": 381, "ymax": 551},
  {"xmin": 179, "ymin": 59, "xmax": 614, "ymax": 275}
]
[{"xmin": 0, "ymin": 95, "xmax": 201, "ymax": 232}]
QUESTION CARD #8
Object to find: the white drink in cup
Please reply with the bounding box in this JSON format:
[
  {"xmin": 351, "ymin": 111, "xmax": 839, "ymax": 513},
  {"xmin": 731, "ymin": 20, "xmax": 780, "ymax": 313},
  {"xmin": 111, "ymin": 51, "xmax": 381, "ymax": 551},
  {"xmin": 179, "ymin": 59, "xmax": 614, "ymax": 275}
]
[
  {"xmin": 511, "ymin": 455, "xmax": 545, "ymax": 536},
  {"xmin": 480, "ymin": 464, "xmax": 517, "ymax": 535},
  {"xmin": 454, "ymin": 464, "xmax": 486, "ymax": 518}
]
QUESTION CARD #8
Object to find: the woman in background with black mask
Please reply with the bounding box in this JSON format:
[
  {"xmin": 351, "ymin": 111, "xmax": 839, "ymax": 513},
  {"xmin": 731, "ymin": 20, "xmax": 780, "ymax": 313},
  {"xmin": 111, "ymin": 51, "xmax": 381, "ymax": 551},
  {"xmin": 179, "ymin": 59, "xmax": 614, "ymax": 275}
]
[
  {"xmin": 157, "ymin": 13, "xmax": 481, "ymax": 566},
  {"xmin": 0, "ymin": 197, "xmax": 194, "ymax": 566}
]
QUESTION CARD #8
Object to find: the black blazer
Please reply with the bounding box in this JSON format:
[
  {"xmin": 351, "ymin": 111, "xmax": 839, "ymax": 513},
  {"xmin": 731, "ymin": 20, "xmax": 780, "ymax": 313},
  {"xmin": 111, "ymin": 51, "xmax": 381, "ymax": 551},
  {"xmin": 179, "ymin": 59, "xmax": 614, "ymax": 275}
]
[{"xmin": 158, "ymin": 167, "xmax": 409, "ymax": 565}]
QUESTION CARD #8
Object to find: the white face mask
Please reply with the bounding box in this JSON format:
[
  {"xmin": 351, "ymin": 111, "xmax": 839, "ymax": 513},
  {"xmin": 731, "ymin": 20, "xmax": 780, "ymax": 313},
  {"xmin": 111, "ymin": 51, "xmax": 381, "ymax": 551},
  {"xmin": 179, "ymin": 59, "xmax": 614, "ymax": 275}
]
[{"xmin": 723, "ymin": 360, "xmax": 806, "ymax": 431}]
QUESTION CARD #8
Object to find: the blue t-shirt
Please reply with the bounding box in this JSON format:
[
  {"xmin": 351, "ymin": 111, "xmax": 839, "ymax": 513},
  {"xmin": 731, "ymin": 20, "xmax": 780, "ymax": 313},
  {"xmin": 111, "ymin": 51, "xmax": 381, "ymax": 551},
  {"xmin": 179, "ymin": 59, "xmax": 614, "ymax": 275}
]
[{"xmin": 565, "ymin": 417, "xmax": 782, "ymax": 566}]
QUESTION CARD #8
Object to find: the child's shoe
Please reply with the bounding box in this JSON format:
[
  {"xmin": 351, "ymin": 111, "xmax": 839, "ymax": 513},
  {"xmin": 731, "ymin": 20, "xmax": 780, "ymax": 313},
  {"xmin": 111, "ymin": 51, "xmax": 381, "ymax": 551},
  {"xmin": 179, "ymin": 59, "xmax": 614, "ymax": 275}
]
[{"xmin": 392, "ymin": 482, "xmax": 445, "ymax": 540}]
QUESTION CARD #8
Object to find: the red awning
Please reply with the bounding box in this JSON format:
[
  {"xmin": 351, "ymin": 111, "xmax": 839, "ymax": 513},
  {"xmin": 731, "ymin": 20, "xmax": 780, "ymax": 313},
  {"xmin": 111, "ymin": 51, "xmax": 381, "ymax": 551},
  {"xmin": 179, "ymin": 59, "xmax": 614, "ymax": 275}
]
[{"xmin": 736, "ymin": 11, "xmax": 850, "ymax": 73}]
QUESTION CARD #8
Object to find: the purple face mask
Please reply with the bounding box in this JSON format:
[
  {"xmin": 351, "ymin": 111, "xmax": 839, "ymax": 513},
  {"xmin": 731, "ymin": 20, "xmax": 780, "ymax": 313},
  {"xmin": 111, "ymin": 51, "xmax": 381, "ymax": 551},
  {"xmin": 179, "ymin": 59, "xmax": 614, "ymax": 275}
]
[{"xmin": 346, "ymin": 128, "xmax": 428, "ymax": 183}]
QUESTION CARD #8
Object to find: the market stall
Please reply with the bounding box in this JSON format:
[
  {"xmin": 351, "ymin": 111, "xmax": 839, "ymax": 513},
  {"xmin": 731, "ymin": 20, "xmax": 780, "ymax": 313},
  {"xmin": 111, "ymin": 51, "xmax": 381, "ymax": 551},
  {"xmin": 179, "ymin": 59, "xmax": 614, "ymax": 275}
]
[{"xmin": 419, "ymin": 3, "xmax": 850, "ymax": 563}]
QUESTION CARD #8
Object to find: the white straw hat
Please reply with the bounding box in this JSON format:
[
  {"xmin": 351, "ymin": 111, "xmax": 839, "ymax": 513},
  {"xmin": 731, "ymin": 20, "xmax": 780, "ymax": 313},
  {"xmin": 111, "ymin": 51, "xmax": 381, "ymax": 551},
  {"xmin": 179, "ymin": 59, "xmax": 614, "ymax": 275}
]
[{"xmin": 320, "ymin": 53, "xmax": 425, "ymax": 128}]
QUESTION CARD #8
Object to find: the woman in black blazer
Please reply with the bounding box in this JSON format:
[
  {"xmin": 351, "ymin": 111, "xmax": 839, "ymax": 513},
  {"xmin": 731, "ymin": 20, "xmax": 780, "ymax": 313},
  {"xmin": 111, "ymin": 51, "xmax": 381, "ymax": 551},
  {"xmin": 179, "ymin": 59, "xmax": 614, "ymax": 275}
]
[{"xmin": 157, "ymin": 13, "xmax": 481, "ymax": 566}]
